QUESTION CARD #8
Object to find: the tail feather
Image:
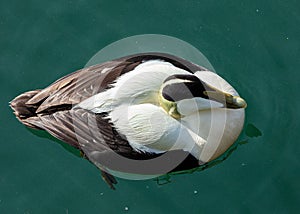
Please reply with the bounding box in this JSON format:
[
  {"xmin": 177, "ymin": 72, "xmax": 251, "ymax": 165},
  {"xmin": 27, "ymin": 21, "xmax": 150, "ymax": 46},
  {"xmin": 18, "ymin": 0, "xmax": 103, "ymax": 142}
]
[{"xmin": 10, "ymin": 90, "xmax": 43, "ymax": 129}]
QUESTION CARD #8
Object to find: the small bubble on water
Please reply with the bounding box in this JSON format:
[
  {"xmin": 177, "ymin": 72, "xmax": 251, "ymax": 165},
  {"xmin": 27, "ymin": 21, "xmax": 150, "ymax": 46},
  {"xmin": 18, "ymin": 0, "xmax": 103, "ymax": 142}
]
[
  {"xmin": 194, "ymin": 190, "xmax": 198, "ymax": 194},
  {"xmin": 124, "ymin": 206, "xmax": 129, "ymax": 211}
]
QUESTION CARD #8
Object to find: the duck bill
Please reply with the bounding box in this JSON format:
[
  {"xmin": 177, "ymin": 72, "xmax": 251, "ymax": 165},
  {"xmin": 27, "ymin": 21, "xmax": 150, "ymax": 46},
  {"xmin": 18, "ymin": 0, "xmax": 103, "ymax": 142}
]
[{"xmin": 203, "ymin": 89, "xmax": 247, "ymax": 109}]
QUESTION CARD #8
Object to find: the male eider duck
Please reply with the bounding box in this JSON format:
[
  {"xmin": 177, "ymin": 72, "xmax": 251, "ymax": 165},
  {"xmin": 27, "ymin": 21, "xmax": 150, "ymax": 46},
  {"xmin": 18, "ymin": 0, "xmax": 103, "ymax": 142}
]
[{"xmin": 10, "ymin": 53, "xmax": 246, "ymax": 189}]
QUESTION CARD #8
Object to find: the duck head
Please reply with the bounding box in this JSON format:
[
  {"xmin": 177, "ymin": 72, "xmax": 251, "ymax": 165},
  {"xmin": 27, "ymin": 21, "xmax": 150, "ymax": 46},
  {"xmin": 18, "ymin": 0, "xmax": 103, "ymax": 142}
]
[{"xmin": 159, "ymin": 74, "xmax": 247, "ymax": 119}]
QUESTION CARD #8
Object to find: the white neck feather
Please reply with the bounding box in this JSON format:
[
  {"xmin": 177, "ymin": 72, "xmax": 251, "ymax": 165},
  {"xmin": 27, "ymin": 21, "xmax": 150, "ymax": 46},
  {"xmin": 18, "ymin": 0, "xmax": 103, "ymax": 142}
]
[{"xmin": 77, "ymin": 60, "xmax": 190, "ymax": 112}]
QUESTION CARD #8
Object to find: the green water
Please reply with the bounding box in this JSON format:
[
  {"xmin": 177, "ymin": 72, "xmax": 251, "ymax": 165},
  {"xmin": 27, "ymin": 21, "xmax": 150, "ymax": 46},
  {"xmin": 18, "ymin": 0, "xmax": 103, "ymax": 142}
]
[{"xmin": 1, "ymin": 0, "xmax": 299, "ymax": 213}]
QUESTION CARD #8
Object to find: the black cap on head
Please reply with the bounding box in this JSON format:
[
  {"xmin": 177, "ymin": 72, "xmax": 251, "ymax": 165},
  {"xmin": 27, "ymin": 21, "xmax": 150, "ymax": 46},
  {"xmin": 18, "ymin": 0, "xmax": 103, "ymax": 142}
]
[{"xmin": 161, "ymin": 74, "xmax": 209, "ymax": 102}]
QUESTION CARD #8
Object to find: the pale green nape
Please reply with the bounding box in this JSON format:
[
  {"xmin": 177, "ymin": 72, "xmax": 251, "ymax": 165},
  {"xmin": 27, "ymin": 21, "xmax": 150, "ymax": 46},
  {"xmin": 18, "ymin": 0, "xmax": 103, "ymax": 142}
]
[{"xmin": 158, "ymin": 88, "xmax": 182, "ymax": 119}]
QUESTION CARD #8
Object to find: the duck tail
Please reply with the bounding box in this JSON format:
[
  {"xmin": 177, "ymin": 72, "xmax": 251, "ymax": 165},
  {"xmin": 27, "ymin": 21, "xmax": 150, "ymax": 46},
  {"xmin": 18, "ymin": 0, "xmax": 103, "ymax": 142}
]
[{"xmin": 10, "ymin": 90, "xmax": 42, "ymax": 129}]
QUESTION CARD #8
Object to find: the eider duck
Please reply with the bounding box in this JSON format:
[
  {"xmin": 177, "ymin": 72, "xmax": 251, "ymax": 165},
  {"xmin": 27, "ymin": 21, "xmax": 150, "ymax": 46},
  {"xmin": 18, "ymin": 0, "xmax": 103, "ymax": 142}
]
[{"xmin": 10, "ymin": 53, "xmax": 246, "ymax": 189}]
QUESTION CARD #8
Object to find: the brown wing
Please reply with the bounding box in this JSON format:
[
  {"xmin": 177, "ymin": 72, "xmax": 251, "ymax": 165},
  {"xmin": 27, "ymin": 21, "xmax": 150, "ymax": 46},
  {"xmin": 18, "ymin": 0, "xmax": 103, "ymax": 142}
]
[{"xmin": 26, "ymin": 60, "xmax": 142, "ymax": 113}]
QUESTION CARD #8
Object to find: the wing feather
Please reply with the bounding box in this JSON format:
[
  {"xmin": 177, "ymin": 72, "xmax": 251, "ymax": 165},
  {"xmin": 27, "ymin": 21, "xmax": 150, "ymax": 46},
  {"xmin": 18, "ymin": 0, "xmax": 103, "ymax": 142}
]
[{"xmin": 13, "ymin": 53, "xmax": 207, "ymax": 176}]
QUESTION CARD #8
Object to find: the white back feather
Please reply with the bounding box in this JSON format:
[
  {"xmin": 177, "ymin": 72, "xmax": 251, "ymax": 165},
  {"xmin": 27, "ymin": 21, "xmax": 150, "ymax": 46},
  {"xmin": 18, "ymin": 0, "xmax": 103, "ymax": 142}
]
[{"xmin": 77, "ymin": 60, "xmax": 190, "ymax": 113}]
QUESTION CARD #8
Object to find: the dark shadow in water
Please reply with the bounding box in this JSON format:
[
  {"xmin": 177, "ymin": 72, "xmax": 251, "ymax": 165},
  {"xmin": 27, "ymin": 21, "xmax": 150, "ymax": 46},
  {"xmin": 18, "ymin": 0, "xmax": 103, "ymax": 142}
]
[
  {"xmin": 27, "ymin": 128, "xmax": 82, "ymax": 158},
  {"xmin": 245, "ymin": 123, "xmax": 262, "ymax": 137},
  {"xmin": 155, "ymin": 123, "xmax": 262, "ymax": 185}
]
